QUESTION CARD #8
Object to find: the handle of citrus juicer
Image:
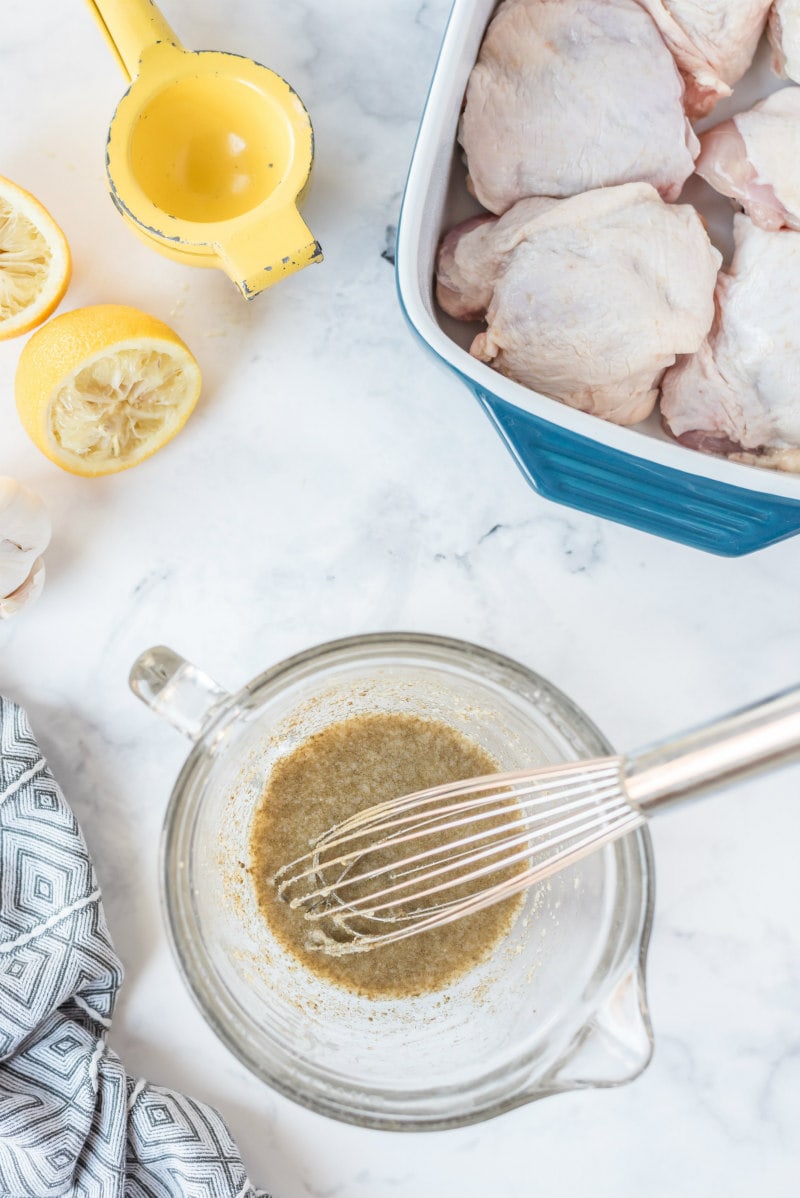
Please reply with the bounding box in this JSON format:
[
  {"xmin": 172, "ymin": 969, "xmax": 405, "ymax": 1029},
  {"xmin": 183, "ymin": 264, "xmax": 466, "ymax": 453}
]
[
  {"xmin": 218, "ymin": 208, "xmax": 324, "ymax": 299},
  {"xmin": 129, "ymin": 646, "xmax": 233, "ymax": 741},
  {"xmin": 83, "ymin": 0, "xmax": 180, "ymax": 81}
]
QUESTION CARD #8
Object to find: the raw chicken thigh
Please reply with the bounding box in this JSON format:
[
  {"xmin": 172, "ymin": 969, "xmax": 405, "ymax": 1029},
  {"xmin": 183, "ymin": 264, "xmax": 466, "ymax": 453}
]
[
  {"xmin": 661, "ymin": 215, "xmax": 800, "ymax": 471},
  {"xmin": 458, "ymin": 0, "xmax": 698, "ymax": 215},
  {"xmin": 436, "ymin": 183, "xmax": 721, "ymax": 425},
  {"xmin": 636, "ymin": 1, "xmax": 772, "ymax": 117},
  {"xmin": 769, "ymin": 0, "xmax": 800, "ymax": 80},
  {"xmin": 696, "ymin": 87, "xmax": 800, "ymax": 230}
]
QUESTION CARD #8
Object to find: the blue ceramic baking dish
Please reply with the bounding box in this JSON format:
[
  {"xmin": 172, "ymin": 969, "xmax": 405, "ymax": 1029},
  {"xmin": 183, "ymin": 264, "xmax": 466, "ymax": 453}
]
[{"xmin": 395, "ymin": 0, "xmax": 800, "ymax": 556}]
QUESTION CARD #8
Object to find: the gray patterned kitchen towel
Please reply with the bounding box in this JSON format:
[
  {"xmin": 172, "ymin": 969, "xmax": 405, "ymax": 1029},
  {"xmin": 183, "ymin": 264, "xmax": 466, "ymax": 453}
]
[{"xmin": 0, "ymin": 695, "xmax": 269, "ymax": 1198}]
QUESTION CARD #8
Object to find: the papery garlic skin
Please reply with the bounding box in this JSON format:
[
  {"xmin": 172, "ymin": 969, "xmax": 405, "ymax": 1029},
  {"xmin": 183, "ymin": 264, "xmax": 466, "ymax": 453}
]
[
  {"xmin": 0, "ymin": 555, "xmax": 46, "ymax": 617},
  {"xmin": 0, "ymin": 478, "xmax": 51, "ymax": 616}
]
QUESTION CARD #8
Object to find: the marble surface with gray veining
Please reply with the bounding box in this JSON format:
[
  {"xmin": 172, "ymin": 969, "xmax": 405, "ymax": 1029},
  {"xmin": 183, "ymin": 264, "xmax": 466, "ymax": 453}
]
[{"xmin": 1, "ymin": 2, "xmax": 799, "ymax": 1195}]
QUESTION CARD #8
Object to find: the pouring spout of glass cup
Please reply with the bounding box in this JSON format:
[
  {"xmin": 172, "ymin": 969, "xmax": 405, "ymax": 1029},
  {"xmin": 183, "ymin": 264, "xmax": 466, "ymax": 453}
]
[{"xmin": 83, "ymin": 0, "xmax": 323, "ymax": 296}]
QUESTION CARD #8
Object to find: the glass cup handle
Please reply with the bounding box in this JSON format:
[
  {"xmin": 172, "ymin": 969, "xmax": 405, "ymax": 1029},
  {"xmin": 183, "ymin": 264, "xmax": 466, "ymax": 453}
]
[{"xmin": 129, "ymin": 645, "xmax": 230, "ymax": 741}]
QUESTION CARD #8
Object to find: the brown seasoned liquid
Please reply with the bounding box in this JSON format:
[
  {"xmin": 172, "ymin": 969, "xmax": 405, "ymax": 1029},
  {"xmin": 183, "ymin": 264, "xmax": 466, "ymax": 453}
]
[{"xmin": 250, "ymin": 712, "xmax": 523, "ymax": 998}]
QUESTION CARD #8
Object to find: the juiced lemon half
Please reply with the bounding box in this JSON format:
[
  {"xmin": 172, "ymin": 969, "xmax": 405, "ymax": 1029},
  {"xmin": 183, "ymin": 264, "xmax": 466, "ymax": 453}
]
[
  {"xmin": 15, "ymin": 305, "xmax": 202, "ymax": 476},
  {"xmin": 0, "ymin": 175, "xmax": 71, "ymax": 340}
]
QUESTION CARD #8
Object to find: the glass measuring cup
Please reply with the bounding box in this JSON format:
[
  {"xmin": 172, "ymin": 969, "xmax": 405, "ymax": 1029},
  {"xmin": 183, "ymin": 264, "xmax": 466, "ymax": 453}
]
[
  {"xmin": 130, "ymin": 633, "xmax": 654, "ymax": 1129},
  {"xmin": 85, "ymin": 0, "xmax": 322, "ymax": 296}
]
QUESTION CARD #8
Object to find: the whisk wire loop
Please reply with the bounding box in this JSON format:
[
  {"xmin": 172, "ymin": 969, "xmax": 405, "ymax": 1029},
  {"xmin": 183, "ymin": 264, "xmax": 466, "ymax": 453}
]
[
  {"xmin": 275, "ymin": 682, "xmax": 800, "ymax": 953},
  {"xmin": 302, "ymin": 805, "xmax": 646, "ymax": 952},
  {"xmin": 274, "ymin": 758, "xmax": 647, "ymax": 951},
  {"xmin": 276, "ymin": 761, "xmax": 623, "ymax": 900},
  {"xmin": 297, "ymin": 782, "xmax": 631, "ymax": 919}
]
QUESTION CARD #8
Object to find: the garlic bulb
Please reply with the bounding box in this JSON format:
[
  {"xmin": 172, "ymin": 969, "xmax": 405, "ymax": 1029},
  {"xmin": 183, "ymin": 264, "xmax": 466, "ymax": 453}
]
[{"xmin": 0, "ymin": 477, "xmax": 51, "ymax": 618}]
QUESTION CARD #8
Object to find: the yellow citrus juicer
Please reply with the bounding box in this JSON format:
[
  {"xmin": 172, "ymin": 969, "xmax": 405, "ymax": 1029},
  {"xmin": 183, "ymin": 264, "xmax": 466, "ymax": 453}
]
[{"xmin": 84, "ymin": 0, "xmax": 322, "ymax": 297}]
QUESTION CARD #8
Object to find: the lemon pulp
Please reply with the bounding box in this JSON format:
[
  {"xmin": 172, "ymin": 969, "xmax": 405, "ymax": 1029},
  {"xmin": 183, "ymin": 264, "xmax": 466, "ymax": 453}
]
[
  {"xmin": 50, "ymin": 345, "xmax": 197, "ymax": 463},
  {"xmin": 0, "ymin": 176, "xmax": 70, "ymax": 339},
  {"xmin": 0, "ymin": 202, "xmax": 53, "ymax": 319},
  {"xmin": 15, "ymin": 305, "xmax": 201, "ymax": 476}
]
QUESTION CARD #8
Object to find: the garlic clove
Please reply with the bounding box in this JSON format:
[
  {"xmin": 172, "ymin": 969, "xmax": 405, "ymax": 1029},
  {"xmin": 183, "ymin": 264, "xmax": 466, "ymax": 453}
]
[
  {"xmin": 0, "ymin": 555, "xmax": 45, "ymax": 618},
  {"xmin": 0, "ymin": 478, "xmax": 51, "ymax": 611}
]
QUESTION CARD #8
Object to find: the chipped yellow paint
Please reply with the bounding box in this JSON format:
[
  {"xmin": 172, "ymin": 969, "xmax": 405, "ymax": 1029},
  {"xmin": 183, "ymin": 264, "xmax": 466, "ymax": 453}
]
[{"xmin": 85, "ymin": 0, "xmax": 322, "ymax": 297}]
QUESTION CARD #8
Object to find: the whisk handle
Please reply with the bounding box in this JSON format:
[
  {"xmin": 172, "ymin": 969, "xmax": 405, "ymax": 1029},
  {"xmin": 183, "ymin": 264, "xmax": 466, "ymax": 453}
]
[{"xmin": 623, "ymin": 684, "xmax": 800, "ymax": 813}]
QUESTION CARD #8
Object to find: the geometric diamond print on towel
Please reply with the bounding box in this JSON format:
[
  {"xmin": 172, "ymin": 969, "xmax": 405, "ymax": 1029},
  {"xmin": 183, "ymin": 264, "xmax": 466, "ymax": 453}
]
[
  {"xmin": 0, "ymin": 695, "xmax": 269, "ymax": 1198},
  {"xmin": 146, "ymin": 1102, "xmax": 175, "ymax": 1128},
  {"xmin": 18, "ymin": 849, "xmax": 66, "ymax": 915},
  {"xmin": 52, "ymin": 1031, "xmax": 81, "ymax": 1056}
]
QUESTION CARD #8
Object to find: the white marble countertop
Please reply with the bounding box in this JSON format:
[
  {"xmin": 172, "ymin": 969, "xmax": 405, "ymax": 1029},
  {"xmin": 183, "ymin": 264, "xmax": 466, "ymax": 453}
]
[{"xmin": 1, "ymin": 2, "xmax": 799, "ymax": 1195}]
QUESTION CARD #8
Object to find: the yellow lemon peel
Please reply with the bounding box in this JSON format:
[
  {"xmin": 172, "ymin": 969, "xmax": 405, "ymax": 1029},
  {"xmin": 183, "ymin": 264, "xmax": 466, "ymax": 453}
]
[
  {"xmin": 0, "ymin": 175, "xmax": 71, "ymax": 340},
  {"xmin": 15, "ymin": 305, "xmax": 202, "ymax": 476}
]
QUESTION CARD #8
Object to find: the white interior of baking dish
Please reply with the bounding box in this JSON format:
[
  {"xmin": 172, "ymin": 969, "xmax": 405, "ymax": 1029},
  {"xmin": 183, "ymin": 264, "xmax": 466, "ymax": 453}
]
[{"xmin": 396, "ymin": 0, "xmax": 800, "ymax": 500}]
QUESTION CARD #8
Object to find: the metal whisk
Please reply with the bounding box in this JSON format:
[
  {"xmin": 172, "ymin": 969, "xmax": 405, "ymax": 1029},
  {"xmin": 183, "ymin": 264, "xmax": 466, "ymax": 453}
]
[{"xmin": 275, "ymin": 685, "xmax": 800, "ymax": 954}]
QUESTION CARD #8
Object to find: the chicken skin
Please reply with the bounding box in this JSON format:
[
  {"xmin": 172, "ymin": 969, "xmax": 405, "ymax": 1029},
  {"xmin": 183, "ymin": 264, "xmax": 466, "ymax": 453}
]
[
  {"xmin": 769, "ymin": 0, "xmax": 800, "ymax": 81},
  {"xmin": 696, "ymin": 87, "xmax": 800, "ymax": 231},
  {"xmin": 636, "ymin": 1, "xmax": 772, "ymax": 118},
  {"xmin": 458, "ymin": 0, "xmax": 698, "ymax": 215},
  {"xmin": 661, "ymin": 215, "xmax": 800, "ymax": 471},
  {"xmin": 436, "ymin": 183, "xmax": 721, "ymax": 426}
]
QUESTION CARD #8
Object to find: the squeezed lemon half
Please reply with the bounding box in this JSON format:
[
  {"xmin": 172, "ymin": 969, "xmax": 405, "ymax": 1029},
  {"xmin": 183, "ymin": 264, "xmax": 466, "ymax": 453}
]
[
  {"xmin": 0, "ymin": 175, "xmax": 71, "ymax": 340},
  {"xmin": 15, "ymin": 305, "xmax": 202, "ymax": 476}
]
